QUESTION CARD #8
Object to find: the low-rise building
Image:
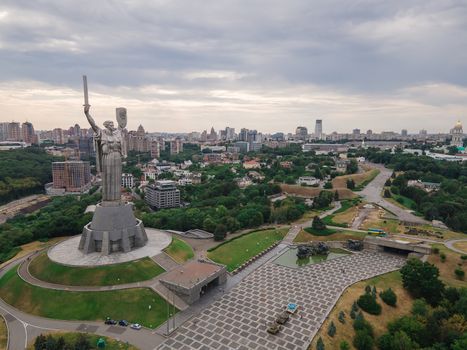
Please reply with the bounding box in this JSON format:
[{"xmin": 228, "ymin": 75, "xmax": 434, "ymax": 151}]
[
  {"xmin": 297, "ymin": 176, "xmax": 320, "ymax": 186},
  {"xmin": 121, "ymin": 173, "xmax": 135, "ymax": 188},
  {"xmin": 243, "ymin": 160, "xmax": 261, "ymax": 169}
]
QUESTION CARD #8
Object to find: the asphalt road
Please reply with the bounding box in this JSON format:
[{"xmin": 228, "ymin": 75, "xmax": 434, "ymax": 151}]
[{"xmin": 360, "ymin": 163, "xmax": 429, "ymax": 224}]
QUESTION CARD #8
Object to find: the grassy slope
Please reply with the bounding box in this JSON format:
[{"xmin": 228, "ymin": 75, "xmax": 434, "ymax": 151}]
[
  {"xmin": 27, "ymin": 332, "xmax": 139, "ymax": 350},
  {"xmin": 309, "ymin": 271, "xmax": 413, "ymax": 349},
  {"xmin": 279, "ymin": 185, "xmax": 356, "ymax": 200},
  {"xmin": 0, "ymin": 316, "xmax": 6, "ymax": 350},
  {"xmin": 332, "ymin": 169, "xmax": 380, "ymax": 189},
  {"xmin": 294, "ymin": 229, "xmax": 366, "ymax": 242},
  {"xmin": 429, "ymin": 244, "xmax": 466, "ymax": 288},
  {"xmin": 28, "ymin": 254, "xmax": 165, "ymax": 286},
  {"xmin": 0, "ymin": 267, "xmax": 176, "ymax": 329},
  {"xmin": 163, "ymin": 237, "xmax": 194, "ymax": 263},
  {"xmin": 452, "ymin": 241, "xmax": 467, "ymax": 253},
  {"xmin": 207, "ymin": 228, "xmax": 288, "ymax": 271}
]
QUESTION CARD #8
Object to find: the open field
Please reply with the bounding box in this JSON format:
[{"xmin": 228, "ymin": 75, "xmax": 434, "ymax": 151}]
[
  {"xmin": 207, "ymin": 228, "xmax": 288, "ymax": 271},
  {"xmin": 280, "ymin": 185, "xmax": 356, "ymax": 200},
  {"xmin": 332, "ymin": 169, "xmax": 380, "ymax": 189},
  {"xmin": 163, "ymin": 237, "xmax": 194, "ymax": 263},
  {"xmin": 453, "ymin": 241, "xmax": 467, "ymax": 253},
  {"xmin": 0, "ymin": 316, "xmax": 6, "ymax": 350},
  {"xmin": 27, "ymin": 332, "xmax": 139, "ymax": 350},
  {"xmin": 0, "ymin": 237, "xmax": 65, "ymax": 269},
  {"xmin": 294, "ymin": 228, "xmax": 366, "ymax": 242},
  {"xmin": 29, "ymin": 254, "xmax": 165, "ymax": 286},
  {"xmin": 429, "ymin": 244, "xmax": 466, "ymax": 288},
  {"xmin": 0, "ymin": 267, "xmax": 176, "ymax": 329},
  {"xmin": 360, "ymin": 217, "xmax": 402, "ymax": 234},
  {"xmin": 309, "ymin": 271, "xmax": 413, "ymax": 350}
]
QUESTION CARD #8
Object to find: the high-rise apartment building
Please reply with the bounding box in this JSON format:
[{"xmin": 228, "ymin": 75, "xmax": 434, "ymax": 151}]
[
  {"xmin": 0, "ymin": 123, "xmax": 9, "ymax": 141},
  {"xmin": 51, "ymin": 161, "xmax": 91, "ymax": 193},
  {"xmin": 150, "ymin": 140, "xmax": 160, "ymax": 158},
  {"xmin": 239, "ymin": 128, "xmax": 248, "ymax": 141},
  {"xmin": 295, "ymin": 126, "xmax": 308, "ymax": 140},
  {"xmin": 128, "ymin": 125, "xmax": 150, "ymax": 152},
  {"xmin": 121, "ymin": 173, "xmax": 135, "ymax": 188},
  {"xmin": 21, "ymin": 122, "xmax": 36, "ymax": 144},
  {"xmin": 401, "ymin": 129, "xmax": 408, "ymax": 137},
  {"xmin": 145, "ymin": 180, "xmax": 180, "ymax": 209},
  {"xmin": 170, "ymin": 138, "xmax": 183, "ymax": 155},
  {"xmin": 8, "ymin": 122, "xmax": 21, "ymax": 141},
  {"xmin": 314, "ymin": 119, "xmax": 323, "ymax": 139}
]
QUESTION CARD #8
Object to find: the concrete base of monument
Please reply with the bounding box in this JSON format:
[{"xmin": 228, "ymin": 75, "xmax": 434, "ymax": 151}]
[
  {"xmin": 48, "ymin": 228, "xmax": 172, "ymax": 266},
  {"xmin": 79, "ymin": 202, "xmax": 148, "ymax": 254}
]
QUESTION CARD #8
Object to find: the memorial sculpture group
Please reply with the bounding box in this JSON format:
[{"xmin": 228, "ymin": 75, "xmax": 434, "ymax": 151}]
[
  {"xmin": 79, "ymin": 76, "xmax": 148, "ymax": 254},
  {"xmin": 296, "ymin": 242, "xmax": 329, "ymax": 259}
]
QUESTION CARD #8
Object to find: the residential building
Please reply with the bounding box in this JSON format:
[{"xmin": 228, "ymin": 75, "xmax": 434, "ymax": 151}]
[
  {"xmin": 49, "ymin": 161, "xmax": 91, "ymax": 194},
  {"xmin": 21, "ymin": 122, "xmax": 37, "ymax": 144},
  {"xmin": 0, "ymin": 123, "xmax": 9, "ymax": 141},
  {"xmin": 234, "ymin": 141, "xmax": 249, "ymax": 153},
  {"xmin": 295, "ymin": 126, "xmax": 308, "ymax": 140},
  {"xmin": 7, "ymin": 122, "xmax": 21, "ymax": 141},
  {"xmin": 170, "ymin": 138, "xmax": 184, "ymax": 155},
  {"xmin": 145, "ymin": 180, "xmax": 180, "ymax": 209}
]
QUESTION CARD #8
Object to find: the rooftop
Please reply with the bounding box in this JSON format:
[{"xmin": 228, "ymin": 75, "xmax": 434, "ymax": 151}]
[{"xmin": 160, "ymin": 261, "xmax": 223, "ymax": 289}]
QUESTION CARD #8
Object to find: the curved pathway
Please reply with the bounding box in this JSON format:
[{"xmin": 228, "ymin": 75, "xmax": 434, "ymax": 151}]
[
  {"xmin": 360, "ymin": 163, "xmax": 429, "ymax": 225},
  {"xmin": 445, "ymin": 239, "xmax": 467, "ymax": 254}
]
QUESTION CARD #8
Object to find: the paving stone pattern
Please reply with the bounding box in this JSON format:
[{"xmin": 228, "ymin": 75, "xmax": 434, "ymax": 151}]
[{"xmin": 157, "ymin": 252, "xmax": 405, "ymax": 350}]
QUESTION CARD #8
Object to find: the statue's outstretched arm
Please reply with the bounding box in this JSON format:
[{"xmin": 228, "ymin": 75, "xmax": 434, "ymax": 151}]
[{"xmin": 84, "ymin": 105, "xmax": 99, "ymax": 133}]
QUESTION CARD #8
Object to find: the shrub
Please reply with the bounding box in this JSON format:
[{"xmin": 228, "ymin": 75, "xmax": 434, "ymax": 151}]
[
  {"xmin": 327, "ymin": 321, "xmax": 336, "ymax": 337},
  {"xmin": 461, "ymin": 255, "xmax": 467, "ymax": 261},
  {"xmin": 455, "ymin": 268, "xmax": 465, "ymax": 280},
  {"xmin": 338, "ymin": 311, "xmax": 345, "ymax": 324},
  {"xmin": 380, "ymin": 288, "xmax": 397, "ymax": 307},
  {"xmin": 383, "ymin": 189, "xmax": 391, "ymax": 198},
  {"xmin": 371, "ymin": 286, "xmax": 377, "ymax": 299},
  {"xmin": 353, "ymin": 312, "xmax": 374, "ymax": 338},
  {"xmin": 365, "ymin": 285, "xmax": 372, "ymax": 294},
  {"xmin": 377, "ymin": 333, "xmax": 393, "ymax": 350},
  {"xmin": 353, "ymin": 330, "xmax": 374, "ymax": 350},
  {"xmin": 347, "ymin": 178, "xmax": 355, "ymax": 190},
  {"xmin": 352, "ymin": 301, "xmax": 359, "ymax": 312},
  {"xmin": 312, "ymin": 216, "xmax": 326, "ymax": 231},
  {"xmin": 433, "ymin": 247, "xmax": 440, "ymax": 255},
  {"xmin": 324, "ymin": 182, "xmax": 333, "ymax": 189},
  {"xmin": 316, "ymin": 337, "xmax": 325, "ymax": 350},
  {"xmin": 350, "ymin": 309, "xmax": 356, "ymax": 319},
  {"xmin": 357, "ymin": 293, "xmax": 382, "ymax": 315},
  {"xmin": 440, "ymin": 253, "xmax": 446, "ymax": 262},
  {"xmin": 411, "ymin": 299, "xmax": 428, "ymax": 317},
  {"xmin": 339, "ymin": 341, "xmax": 350, "ymax": 350}
]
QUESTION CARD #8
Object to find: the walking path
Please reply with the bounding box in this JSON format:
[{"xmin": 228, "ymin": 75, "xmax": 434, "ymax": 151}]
[
  {"xmin": 359, "ymin": 163, "xmax": 429, "ymax": 225},
  {"xmin": 444, "ymin": 239, "xmax": 467, "ymax": 254}
]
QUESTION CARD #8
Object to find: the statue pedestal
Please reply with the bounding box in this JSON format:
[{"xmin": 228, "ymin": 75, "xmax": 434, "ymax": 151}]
[{"xmin": 79, "ymin": 202, "xmax": 148, "ymax": 255}]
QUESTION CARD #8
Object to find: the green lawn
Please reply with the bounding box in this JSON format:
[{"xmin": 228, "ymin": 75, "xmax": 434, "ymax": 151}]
[
  {"xmin": 163, "ymin": 237, "xmax": 194, "ymax": 263},
  {"xmin": 207, "ymin": 228, "xmax": 289, "ymax": 271},
  {"xmin": 28, "ymin": 254, "xmax": 165, "ymax": 286},
  {"xmin": 322, "ymin": 199, "xmax": 360, "ymax": 227},
  {"xmin": 0, "ymin": 267, "xmax": 176, "ymax": 329},
  {"xmin": 27, "ymin": 332, "xmax": 139, "ymax": 350}
]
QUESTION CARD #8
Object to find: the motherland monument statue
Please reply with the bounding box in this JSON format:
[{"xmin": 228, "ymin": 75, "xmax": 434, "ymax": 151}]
[{"xmin": 78, "ymin": 75, "xmax": 148, "ymax": 254}]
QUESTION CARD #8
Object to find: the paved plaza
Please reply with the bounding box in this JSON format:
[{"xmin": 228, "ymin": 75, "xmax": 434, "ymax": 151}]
[
  {"xmin": 48, "ymin": 228, "xmax": 171, "ymax": 266},
  {"xmin": 157, "ymin": 250, "xmax": 405, "ymax": 350}
]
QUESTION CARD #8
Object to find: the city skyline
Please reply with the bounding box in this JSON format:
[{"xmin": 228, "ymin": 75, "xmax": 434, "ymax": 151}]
[{"xmin": 0, "ymin": 1, "xmax": 467, "ymax": 132}]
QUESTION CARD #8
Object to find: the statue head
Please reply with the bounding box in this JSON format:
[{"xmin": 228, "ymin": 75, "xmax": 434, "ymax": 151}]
[
  {"xmin": 103, "ymin": 120, "xmax": 115, "ymax": 132},
  {"xmin": 116, "ymin": 107, "xmax": 127, "ymax": 129}
]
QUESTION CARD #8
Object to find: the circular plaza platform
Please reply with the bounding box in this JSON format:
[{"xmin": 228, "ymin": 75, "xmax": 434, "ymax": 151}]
[{"xmin": 48, "ymin": 228, "xmax": 172, "ymax": 266}]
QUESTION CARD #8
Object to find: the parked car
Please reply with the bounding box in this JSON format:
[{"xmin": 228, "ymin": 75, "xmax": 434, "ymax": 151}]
[
  {"xmin": 104, "ymin": 317, "xmax": 117, "ymax": 325},
  {"xmin": 130, "ymin": 323, "xmax": 142, "ymax": 330},
  {"xmin": 118, "ymin": 320, "xmax": 129, "ymax": 327}
]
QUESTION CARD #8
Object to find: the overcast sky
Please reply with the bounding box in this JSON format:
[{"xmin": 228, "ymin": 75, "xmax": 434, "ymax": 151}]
[{"xmin": 0, "ymin": 0, "xmax": 466, "ymax": 133}]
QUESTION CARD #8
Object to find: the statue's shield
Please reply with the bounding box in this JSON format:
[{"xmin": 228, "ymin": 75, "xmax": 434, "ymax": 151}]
[{"xmin": 116, "ymin": 107, "xmax": 127, "ymax": 128}]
